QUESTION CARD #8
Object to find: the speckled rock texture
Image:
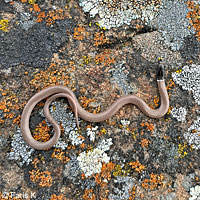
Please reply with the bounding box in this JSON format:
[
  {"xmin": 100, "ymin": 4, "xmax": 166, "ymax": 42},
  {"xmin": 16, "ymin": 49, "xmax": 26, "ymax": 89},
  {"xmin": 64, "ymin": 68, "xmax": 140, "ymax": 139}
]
[{"xmin": 0, "ymin": 0, "xmax": 200, "ymax": 199}]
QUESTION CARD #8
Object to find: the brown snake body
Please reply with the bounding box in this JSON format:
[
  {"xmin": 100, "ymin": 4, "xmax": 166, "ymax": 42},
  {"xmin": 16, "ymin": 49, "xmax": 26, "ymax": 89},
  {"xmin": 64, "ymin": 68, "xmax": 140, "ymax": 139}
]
[{"xmin": 21, "ymin": 66, "xmax": 169, "ymax": 150}]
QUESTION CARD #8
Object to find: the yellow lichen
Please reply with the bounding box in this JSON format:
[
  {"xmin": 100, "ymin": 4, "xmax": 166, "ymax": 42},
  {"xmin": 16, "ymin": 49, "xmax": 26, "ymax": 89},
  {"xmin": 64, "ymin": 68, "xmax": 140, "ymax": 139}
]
[
  {"xmin": 0, "ymin": 20, "xmax": 9, "ymax": 32},
  {"xmin": 113, "ymin": 164, "xmax": 130, "ymax": 177},
  {"xmin": 28, "ymin": 0, "xmax": 36, "ymax": 5}
]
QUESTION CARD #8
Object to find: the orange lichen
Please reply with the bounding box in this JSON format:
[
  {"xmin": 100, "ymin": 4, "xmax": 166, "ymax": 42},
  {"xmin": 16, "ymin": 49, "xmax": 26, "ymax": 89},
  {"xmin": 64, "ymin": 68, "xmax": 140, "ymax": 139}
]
[
  {"xmin": 20, "ymin": 0, "xmax": 27, "ymax": 3},
  {"xmin": 0, "ymin": 91, "xmax": 26, "ymax": 125},
  {"xmin": 129, "ymin": 160, "xmax": 145, "ymax": 173},
  {"xmin": 34, "ymin": 8, "xmax": 65, "ymax": 25},
  {"xmin": 79, "ymin": 96, "xmax": 100, "ymax": 113},
  {"xmin": 4, "ymin": 112, "xmax": 15, "ymax": 119},
  {"xmin": 82, "ymin": 189, "xmax": 96, "ymax": 200},
  {"xmin": 136, "ymin": 24, "xmax": 144, "ymax": 30},
  {"xmin": 80, "ymin": 142, "xmax": 85, "ymax": 149},
  {"xmin": 166, "ymin": 79, "xmax": 175, "ymax": 92},
  {"xmin": 150, "ymin": 79, "xmax": 175, "ymax": 109},
  {"xmin": 45, "ymin": 9, "xmax": 65, "ymax": 25},
  {"xmin": 79, "ymin": 96, "xmax": 96, "ymax": 108},
  {"xmin": 95, "ymin": 49, "xmax": 115, "ymax": 66},
  {"xmin": 141, "ymin": 173, "xmax": 164, "ymax": 190},
  {"xmin": 32, "ymin": 121, "xmax": 51, "ymax": 142},
  {"xmin": 105, "ymin": 119, "xmax": 116, "ymax": 126},
  {"xmin": 29, "ymin": 158, "xmax": 53, "ymax": 187},
  {"xmin": 35, "ymin": 11, "xmax": 45, "ymax": 23},
  {"xmin": 94, "ymin": 162, "xmax": 115, "ymax": 187},
  {"xmin": 29, "ymin": 62, "xmax": 74, "ymax": 91},
  {"xmin": 140, "ymin": 138, "xmax": 151, "ymax": 148},
  {"xmin": 186, "ymin": 0, "xmax": 200, "ymax": 40},
  {"xmin": 50, "ymin": 194, "xmax": 66, "ymax": 200},
  {"xmin": 140, "ymin": 122, "xmax": 154, "ymax": 132},
  {"xmin": 153, "ymin": 95, "xmax": 160, "ymax": 107},
  {"xmin": 33, "ymin": 4, "xmax": 41, "ymax": 12},
  {"xmin": 81, "ymin": 173, "xmax": 86, "ymax": 180},
  {"xmin": 90, "ymin": 162, "xmax": 115, "ymax": 200},
  {"xmin": 67, "ymin": 145, "xmax": 76, "ymax": 150},
  {"xmin": 129, "ymin": 187, "xmax": 136, "ymax": 200},
  {"xmin": 94, "ymin": 31, "xmax": 108, "ymax": 46},
  {"xmin": 74, "ymin": 24, "xmax": 89, "ymax": 40},
  {"xmin": 86, "ymin": 144, "xmax": 93, "ymax": 152},
  {"xmin": 29, "ymin": 169, "xmax": 53, "ymax": 187},
  {"xmin": 51, "ymin": 148, "xmax": 70, "ymax": 163},
  {"xmin": 32, "ymin": 157, "xmax": 40, "ymax": 169}
]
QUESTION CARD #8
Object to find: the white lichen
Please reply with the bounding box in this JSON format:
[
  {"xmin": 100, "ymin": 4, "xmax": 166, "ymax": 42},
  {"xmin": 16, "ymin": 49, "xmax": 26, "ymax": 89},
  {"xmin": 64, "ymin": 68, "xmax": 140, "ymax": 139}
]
[
  {"xmin": 184, "ymin": 117, "xmax": 200, "ymax": 150},
  {"xmin": 121, "ymin": 119, "xmax": 130, "ymax": 127},
  {"xmin": 53, "ymin": 139, "xmax": 68, "ymax": 150},
  {"xmin": 189, "ymin": 185, "xmax": 200, "ymax": 200},
  {"xmin": 69, "ymin": 130, "xmax": 84, "ymax": 146},
  {"xmin": 86, "ymin": 126, "xmax": 98, "ymax": 142},
  {"xmin": 171, "ymin": 107, "xmax": 187, "ymax": 122},
  {"xmin": 97, "ymin": 138, "xmax": 113, "ymax": 151},
  {"xmin": 172, "ymin": 64, "xmax": 200, "ymax": 105},
  {"xmin": 8, "ymin": 128, "xmax": 34, "ymax": 166},
  {"xmin": 108, "ymin": 63, "xmax": 133, "ymax": 95},
  {"xmin": 77, "ymin": 148, "xmax": 110, "ymax": 177}
]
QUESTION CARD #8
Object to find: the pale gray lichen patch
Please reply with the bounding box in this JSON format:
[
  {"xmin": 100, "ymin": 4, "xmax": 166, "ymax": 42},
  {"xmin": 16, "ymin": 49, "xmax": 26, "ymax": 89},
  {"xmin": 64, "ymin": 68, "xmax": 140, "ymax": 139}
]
[
  {"xmin": 108, "ymin": 176, "xmax": 135, "ymax": 200},
  {"xmin": 109, "ymin": 63, "xmax": 133, "ymax": 95},
  {"xmin": 79, "ymin": 0, "xmax": 161, "ymax": 29},
  {"xmin": 171, "ymin": 107, "xmax": 187, "ymax": 122},
  {"xmin": 172, "ymin": 64, "xmax": 200, "ymax": 105},
  {"xmin": 63, "ymin": 156, "xmax": 82, "ymax": 180},
  {"xmin": 7, "ymin": 128, "xmax": 34, "ymax": 166},
  {"xmin": 156, "ymin": 0, "xmax": 195, "ymax": 51},
  {"xmin": 19, "ymin": 12, "xmax": 36, "ymax": 31},
  {"xmin": 184, "ymin": 117, "xmax": 200, "ymax": 150},
  {"xmin": 97, "ymin": 138, "xmax": 113, "ymax": 151},
  {"xmin": 49, "ymin": 101, "xmax": 79, "ymax": 133},
  {"xmin": 40, "ymin": 101, "xmax": 83, "ymax": 149}
]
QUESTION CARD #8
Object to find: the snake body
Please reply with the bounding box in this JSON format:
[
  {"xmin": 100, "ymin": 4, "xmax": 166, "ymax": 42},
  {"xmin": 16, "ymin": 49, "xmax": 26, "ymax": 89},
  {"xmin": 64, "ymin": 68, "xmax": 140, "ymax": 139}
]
[{"xmin": 21, "ymin": 66, "xmax": 169, "ymax": 150}]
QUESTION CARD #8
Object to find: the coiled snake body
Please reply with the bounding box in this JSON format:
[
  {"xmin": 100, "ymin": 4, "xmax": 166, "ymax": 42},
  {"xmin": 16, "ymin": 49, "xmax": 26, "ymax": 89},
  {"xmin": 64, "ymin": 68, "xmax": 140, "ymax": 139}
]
[{"xmin": 21, "ymin": 66, "xmax": 169, "ymax": 150}]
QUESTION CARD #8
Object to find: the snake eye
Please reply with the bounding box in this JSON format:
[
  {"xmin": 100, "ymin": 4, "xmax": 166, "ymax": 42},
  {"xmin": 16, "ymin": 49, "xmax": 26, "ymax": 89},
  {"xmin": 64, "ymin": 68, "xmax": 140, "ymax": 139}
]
[{"xmin": 157, "ymin": 65, "xmax": 165, "ymax": 80}]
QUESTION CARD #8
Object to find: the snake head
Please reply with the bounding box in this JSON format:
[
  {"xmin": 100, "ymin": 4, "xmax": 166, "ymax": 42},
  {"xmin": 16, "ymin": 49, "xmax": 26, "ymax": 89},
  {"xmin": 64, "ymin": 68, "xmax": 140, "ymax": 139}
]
[{"xmin": 157, "ymin": 65, "xmax": 165, "ymax": 80}]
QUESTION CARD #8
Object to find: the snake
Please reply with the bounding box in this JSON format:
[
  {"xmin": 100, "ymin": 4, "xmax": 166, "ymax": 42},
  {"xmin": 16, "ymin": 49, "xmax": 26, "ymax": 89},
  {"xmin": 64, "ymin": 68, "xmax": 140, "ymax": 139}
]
[{"xmin": 20, "ymin": 66, "xmax": 169, "ymax": 150}]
